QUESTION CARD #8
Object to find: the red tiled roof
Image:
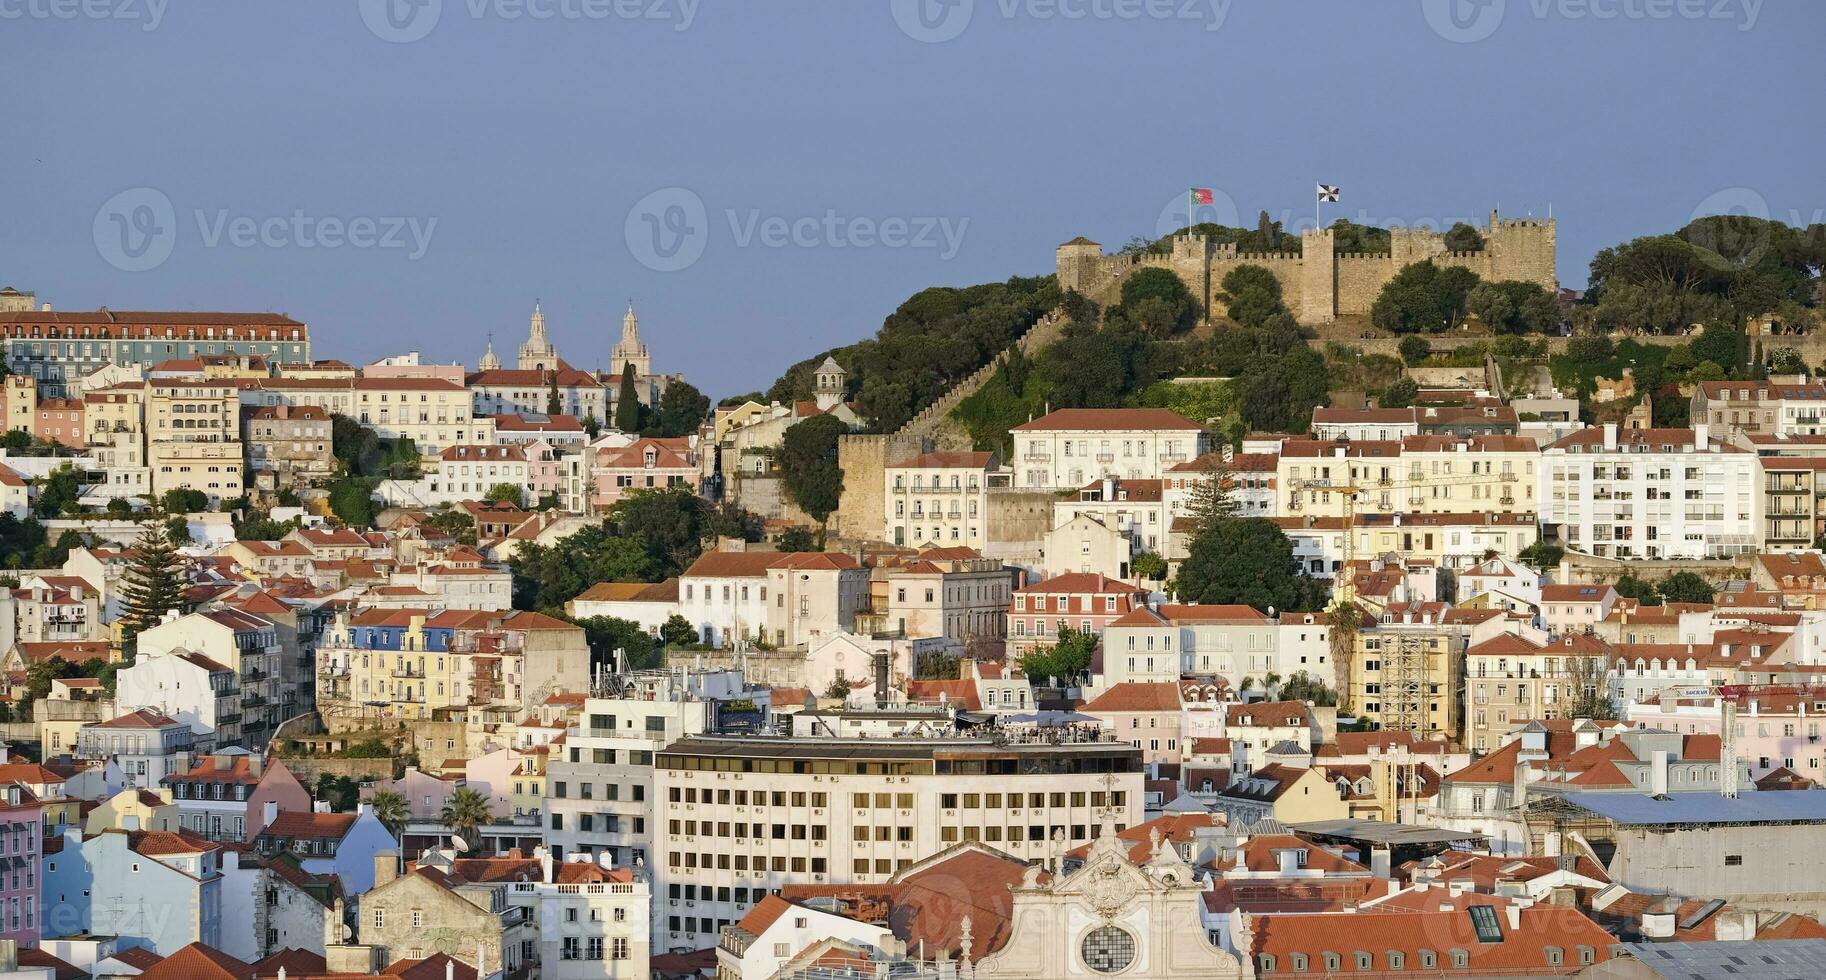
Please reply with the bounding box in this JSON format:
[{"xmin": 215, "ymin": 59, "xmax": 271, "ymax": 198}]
[
  {"xmin": 1011, "ymin": 408, "xmax": 1202, "ymax": 432},
  {"xmin": 1081, "ymin": 682, "xmax": 1183, "ymax": 713}
]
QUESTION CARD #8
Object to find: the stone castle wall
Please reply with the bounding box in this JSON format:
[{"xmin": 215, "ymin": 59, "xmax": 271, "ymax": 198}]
[{"xmin": 1058, "ymin": 211, "xmax": 1558, "ymax": 324}]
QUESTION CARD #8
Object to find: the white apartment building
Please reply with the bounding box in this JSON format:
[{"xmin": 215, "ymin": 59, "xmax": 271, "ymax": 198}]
[
  {"xmin": 651, "ymin": 734, "xmax": 1143, "ymax": 952},
  {"xmin": 1053, "ymin": 478, "xmax": 1171, "ymax": 556},
  {"xmin": 883, "ymin": 450, "xmax": 994, "ymax": 549},
  {"xmin": 1539, "ymin": 424, "xmax": 1762, "ymax": 560},
  {"xmin": 1010, "ymin": 408, "xmax": 1208, "ymax": 489},
  {"xmin": 544, "ymin": 687, "xmax": 716, "ymax": 870},
  {"xmin": 1096, "ymin": 603, "xmax": 1278, "ymax": 689},
  {"xmin": 505, "ymin": 853, "xmax": 651, "ymax": 980},
  {"xmin": 679, "ymin": 551, "xmax": 868, "ymax": 649},
  {"xmin": 427, "ymin": 445, "xmax": 532, "ymax": 505}
]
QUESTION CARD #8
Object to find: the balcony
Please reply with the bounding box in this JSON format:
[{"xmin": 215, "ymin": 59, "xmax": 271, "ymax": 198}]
[
  {"xmin": 1096, "ymin": 453, "xmax": 1116, "ymax": 463},
  {"xmin": 1022, "ymin": 452, "xmax": 1051, "ymax": 463},
  {"xmin": 392, "ymin": 667, "xmax": 425, "ymax": 679}
]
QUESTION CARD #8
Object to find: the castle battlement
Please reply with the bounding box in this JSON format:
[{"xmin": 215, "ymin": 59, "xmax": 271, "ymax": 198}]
[{"xmin": 1055, "ymin": 207, "xmax": 1557, "ymax": 326}]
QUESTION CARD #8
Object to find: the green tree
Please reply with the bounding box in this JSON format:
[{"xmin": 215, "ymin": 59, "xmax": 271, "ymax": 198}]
[
  {"xmin": 1132, "ymin": 552, "xmax": 1168, "ymax": 581},
  {"xmin": 778, "ymin": 414, "xmax": 846, "ymax": 524},
  {"xmin": 1218, "ymin": 265, "xmax": 1285, "ymax": 330},
  {"xmin": 1371, "ymin": 261, "xmax": 1482, "ymax": 334},
  {"xmin": 117, "ymin": 509, "xmax": 190, "ymax": 658},
  {"xmin": 509, "ymin": 525, "xmax": 657, "ymax": 612},
  {"xmin": 661, "ymin": 613, "xmax": 700, "ymax": 647},
  {"xmin": 159, "ymin": 488, "xmax": 209, "ymax": 514},
  {"xmin": 777, "ymin": 526, "xmax": 819, "ymax": 552},
  {"xmin": 326, "ymin": 479, "xmax": 376, "ymax": 528},
  {"xmin": 1658, "ymin": 570, "xmax": 1715, "ymax": 604},
  {"xmin": 422, "ymin": 508, "xmax": 478, "ymax": 546},
  {"xmin": 1175, "ymin": 518, "xmax": 1318, "ymax": 613},
  {"xmin": 1379, "ymin": 377, "xmax": 1419, "ymax": 409},
  {"xmin": 1443, "ymin": 222, "xmax": 1485, "ymax": 252},
  {"xmin": 654, "ymin": 381, "xmax": 711, "ymax": 438},
  {"xmin": 1019, "ymin": 624, "xmax": 1099, "ymax": 684},
  {"xmin": 1114, "ymin": 267, "xmax": 1198, "ymax": 334},
  {"xmin": 582, "ymin": 413, "xmax": 602, "ymax": 439},
  {"xmin": 574, "ymin": 615, "xmax": 661, "ymax": 671},
  {"xmin": 483, "ymin": 483, "xmax": 524, "ymax": 506},
  {"xmin": 1468, "ymin": 280, "xmax": 1558, "ymax": 334},
  {"xmin": 1277, "ymin": 670, "xmax": 1339, "ymax": 707},
  {"xmin": 545, "ymin": 370, "xmax": 563, "ymax": 416},
  {"xmin": 1398, "ymin": 335, "xmax": 1431, "ymax": 366},
  {"xmin": 1564, "ymin": 656, "xmax": 1618, "ymax": 720},
  {"xmin": 33, "ymin": 466, "xmax": 85, "ymax": 519},
  {"xmin": 823, "ymin": 675, "xmax": 854, "ymax": 700},
  {"xmin": 1181, "ymin": 462, "xmax": 1239, "ymax": 538},
  {"xmin": 1612, "ymin": 574, "xmax": 1662, "ymax": 606},
  {"xmin": 1517, "ymin": 541, "xmax": 1564, "ymax": 571},
  {"xmin": 610, "ymin": 487, "xmax": 710, "ymax": 575},
  {"xmin": 440, "ymin": 787, "xmax": 492, "ymax": 852},
  {"xmin": 615, "ymin": 363, "xmax": 642, "ymax": 433},
  {"xmin": 368, "ymin": 788, "xmax": 409, "ymax": 838}
]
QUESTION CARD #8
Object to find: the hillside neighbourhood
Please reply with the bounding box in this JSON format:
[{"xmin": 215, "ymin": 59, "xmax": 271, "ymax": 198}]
[{"xmin": 0, "ymin": 209, "xmax": 1825, "ymax": 980}]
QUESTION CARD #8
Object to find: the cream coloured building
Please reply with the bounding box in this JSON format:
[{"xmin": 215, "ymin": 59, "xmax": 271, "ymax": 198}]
[
  {"xmin": 352, "ymin": 377, "xmax": 495, "ymax": 453},
  {"xmin": 1011, "ymin": 408, "xmax": 1208, "ymax": 489},
  {"xmin": 147, "ymin": 378, "xmax": 243, "ymax": 501},
  {"xmin": 652, "ymin": 734, "xmax": 1143, "ymax": 951},
  {"xmin": 1277, "ymin": 435, "xmax": 1537, "ymax": 520},
  {"xmin": 85, "ymin": 383, "xmax": 148, "ymax": 498},
  {"xmin": 884, "ymin": 450, "xmax": 995, "ymax": 549},
  {"xmin": 1464, "ymin": 632, "xmax": 1607, "ymax": 753}
]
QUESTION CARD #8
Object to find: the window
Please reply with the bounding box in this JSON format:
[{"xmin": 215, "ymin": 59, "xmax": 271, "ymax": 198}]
[
  {"xmin": 1724, "ymin": 854, "xmax": 1743, "ymax": 866},
  {"xmin": 1081, "ymin": 926, "xmax": 1136, "ymax": 974}
]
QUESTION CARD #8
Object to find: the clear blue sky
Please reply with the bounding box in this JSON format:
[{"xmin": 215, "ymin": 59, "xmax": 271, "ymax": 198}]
[{"xmin": 3, "ymin": 0, "xmax": 1821, "ymax": 398}]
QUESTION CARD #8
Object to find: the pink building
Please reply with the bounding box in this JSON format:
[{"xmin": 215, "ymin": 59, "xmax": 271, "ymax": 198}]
[
  {"xmin": 1626, "ymin": 684, "xmax": 1826, "ymax": 784},
  {"xmin": 1080, "ymin": 681, "xmax": 1185, "ymax": 765},
  {"xmin": 32, "ymin": 399, "xmax": 84, "ymax": 450},
  {"xmin": 590, "ymin": 436, "xmax": 699, "ymax": 511},
  {"xmin": 362, "ymin": 766, "xmax": 464, "ymax": 822},
  {"xmin": 1005, "ymin": 571, "xmax": 1148, "ymax": 655},
  {"xmin": 0, "ymin": 779, "xmax": 42, "ymax": 947}
]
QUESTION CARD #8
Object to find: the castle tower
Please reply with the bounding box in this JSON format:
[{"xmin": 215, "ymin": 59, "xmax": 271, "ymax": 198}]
[
  {"xmin": 814, "ymin": 356, "xmax": 846, "ymax": 412},
  {"xmin": 478, "ymin": 334, "xmax": 501, "ymax": 372},
  {"xmin": 517, "ymin": 301, "xmax": 560, "ymax": 371},
  {"xmin": 1297, "ymin": 226, "xmax": 1338, "ymax": 323},
  {"xmin": 611, "ymin": 302, "xmax": 651, "ymax": 378}
]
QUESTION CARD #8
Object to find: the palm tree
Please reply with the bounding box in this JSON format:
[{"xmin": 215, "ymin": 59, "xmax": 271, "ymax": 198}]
[
  {"xmin": 369, "ymin": 789, "xmax": 409, "ymax": 839},
  {"xmin": 440, "ymin": 787, "xmax": 491, "ymax": 853}
]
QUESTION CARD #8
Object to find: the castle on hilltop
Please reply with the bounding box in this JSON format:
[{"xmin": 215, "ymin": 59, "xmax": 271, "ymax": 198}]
[{"xmin": 1056, "ymin": 209, "xmax": 1557, "ymax": 323}]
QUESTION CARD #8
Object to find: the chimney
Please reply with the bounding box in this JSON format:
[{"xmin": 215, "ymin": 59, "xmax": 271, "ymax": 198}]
[
  {"xmin": 1602, "ymin": 423, "xmax": 1618, "ymax": 452},
  {"xmin": 263, "ymin": 800, "xmax": 279, "ymax": 828},
  {"xmin": 249, "ymin": 757, "xmax": 263, "ymax": 778},
  {"xmin": 0, "ymin": 939, "xmax": 15, "ymax": 971},
  {"xmin": 1694, "ymin": 423, "xmax": 1710, "ymax": 448},
  {"xmin": 1370, "ymin": 847, "xmax": 1391, "ymax": 879},
  {"xmin": 1721, "ymin": 700, "xmax": 1740, "ymax": 799},
  {"xmin": 1650, "ymin": 750, "xmax": 1670, "ymax": 796},
  {"xmin": 1504, "ymin": 904, "xmax": 1522, "ymax": 931},
  {"xmin": 537, "ymin": 845, "xmax": 553, "ymax": 883},
  {"xmin": 374, "ymin": 849, "xmax": 399, "ymax": 889}
]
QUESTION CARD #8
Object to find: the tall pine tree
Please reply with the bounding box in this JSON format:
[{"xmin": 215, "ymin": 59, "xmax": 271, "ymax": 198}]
[
  {"xmin": 615, "ymin": 362, "xmax": 641, "ymax": 433},
  {"xmin": 118, "ymin": 508, "xmax": 190, "ymax": 660},
  {"xmin": 545, "ymin": 369, "xmax": 563, "ymax": 415}
]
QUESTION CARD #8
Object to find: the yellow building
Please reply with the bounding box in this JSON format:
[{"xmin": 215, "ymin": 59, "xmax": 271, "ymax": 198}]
[
  {"xmin": 1278, "ymin": 436, "xmax": 1538, "ymax": 519},
  {"xmin": 147, "ymin": 378, "xmax": 243, "ymax": 501},
  {"xmin": 1349, "ymin": 605, "xmax": 1464, "ymax": 740},
  {"xmin": 1463, "ymin": 632, "xmax": 1609, "ymax": 753},
  {"xmin": 85, "ymin": 787, "xmax": 181, "ymax": 833}
]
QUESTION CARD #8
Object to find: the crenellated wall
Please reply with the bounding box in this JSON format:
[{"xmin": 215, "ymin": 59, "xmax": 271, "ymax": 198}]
[{"xmin": 1057, "ymin": 210, "xmax": 1558, "ymax": 325}]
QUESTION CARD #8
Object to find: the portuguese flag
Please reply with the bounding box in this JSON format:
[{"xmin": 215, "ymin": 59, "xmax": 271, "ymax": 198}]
[{"xmin": 1189, "ymin": 188, "xmax": 1214, "ymax": 206}]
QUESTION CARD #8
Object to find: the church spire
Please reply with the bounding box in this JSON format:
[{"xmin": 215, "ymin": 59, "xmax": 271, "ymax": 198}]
[
  {"xmin": 517, "ymin": 299, "xmax": 559, "ymax": 371},
  {"xmin": 479, "ymin": 333, "xmax": 501, "ymax": 372},
  {"xmin": 612, "ymin": 299, "xmax": 651, "ymax": 379}
]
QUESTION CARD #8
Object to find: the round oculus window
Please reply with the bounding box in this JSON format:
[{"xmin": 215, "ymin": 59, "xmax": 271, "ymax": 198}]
[{"xmin": 1081, "ymin": 925, "xmax": 1137, "ymax": 974}]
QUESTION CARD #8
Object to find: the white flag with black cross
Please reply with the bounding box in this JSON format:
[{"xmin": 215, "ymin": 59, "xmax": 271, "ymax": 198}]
[{"xmin": 1317, "ymin": 183, "xmax": 1340, "ymax": 202}]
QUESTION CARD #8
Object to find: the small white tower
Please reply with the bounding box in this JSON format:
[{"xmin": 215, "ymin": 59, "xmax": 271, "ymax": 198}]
[
  {"xmin": 478, "ymin": 334, "xmax": 501, "ymax": 372},
  {"xmin": 517, "ymin": 301, "xmax": 560, "ymax": 371},
  {"xmin": 814, "ymin": 355, "xmax": 846, "ymax": 412}
]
